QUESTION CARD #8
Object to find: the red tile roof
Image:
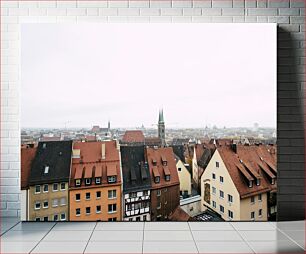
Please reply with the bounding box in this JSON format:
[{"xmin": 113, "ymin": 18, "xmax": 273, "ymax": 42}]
[
  {"xmin": 218, "ymin": 144, "xmax": 277, "ymax": 198},
  {"xmin": 21, "ymin": 146, "xmax": 37, "ymax": 190},
  {"xmin": 70, "ymin": 141, "xmax": 121, "ymax": 188},
  {"xmin": 122, "ymin": 130, "xmax": 145, "ymax": 143},
  {"xmin": 168, "ymin": 206, "xmax": 191, "ymax": 221},
  {"xmin": 146, "ymin": 147, "xmax": 179, "ymax": 189}
]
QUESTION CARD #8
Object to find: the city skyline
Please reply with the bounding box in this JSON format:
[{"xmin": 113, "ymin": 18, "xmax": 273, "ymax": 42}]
[{"xmin": 21, "ymin": 23, "xmax": 276, "ymax": 129}]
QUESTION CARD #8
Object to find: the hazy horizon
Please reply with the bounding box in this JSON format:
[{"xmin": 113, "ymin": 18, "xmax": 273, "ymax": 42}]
[{"xmin": 21, "ymin": 24, "xmax": 276, "ymax": 129}]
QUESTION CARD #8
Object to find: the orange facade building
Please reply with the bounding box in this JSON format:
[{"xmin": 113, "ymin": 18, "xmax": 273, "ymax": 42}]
[{"xmin": 69, "ymin": 141, "xmax": 122, "ymax": 221}]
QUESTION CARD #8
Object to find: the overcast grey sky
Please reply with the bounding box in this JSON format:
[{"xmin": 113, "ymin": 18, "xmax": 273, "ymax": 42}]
[{"xmin": 21, "ymin": 23, "xmax": 276, "ymax": 129}]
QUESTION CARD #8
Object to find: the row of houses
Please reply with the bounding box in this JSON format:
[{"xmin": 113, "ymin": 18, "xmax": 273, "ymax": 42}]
[
  {"xmin": 21, "ymin": 138, "xmax": 277, "ymax": 222},
  {"xmin": 21, "ymin": 140, "xmax": 181, "ymax": 221}
]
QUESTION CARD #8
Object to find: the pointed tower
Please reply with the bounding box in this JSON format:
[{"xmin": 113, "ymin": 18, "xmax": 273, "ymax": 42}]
[
  {"xmin": 158, "ymin": 109, "xmax": 166, "ymax": 147},
  {"xmin": 108, "ymin": 120, "xmax": 111, "ymax": 132}
]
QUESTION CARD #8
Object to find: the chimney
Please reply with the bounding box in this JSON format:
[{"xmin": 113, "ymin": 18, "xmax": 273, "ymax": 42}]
[
  {"xmin": 102, "ymin": 143, "xmax": 106, "ymax": 159},
  {"xmin": 231, "ymin": 143, "xmax": 237, "ymax": 153}
]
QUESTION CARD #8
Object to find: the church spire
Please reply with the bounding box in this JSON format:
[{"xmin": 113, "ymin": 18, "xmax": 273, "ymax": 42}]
[
  {"xmin": 159, "ymin": 108, "xmax": 164, "ymax": 123},
  {"xmin": 158, "ymin": 108, "xmax": 165, "ymax": 147}
]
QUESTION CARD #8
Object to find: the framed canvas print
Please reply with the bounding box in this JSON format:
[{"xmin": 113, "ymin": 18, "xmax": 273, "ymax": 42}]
[{"xmin": 20, "ymin": 23, "xmax": 276, "ymax": 222}]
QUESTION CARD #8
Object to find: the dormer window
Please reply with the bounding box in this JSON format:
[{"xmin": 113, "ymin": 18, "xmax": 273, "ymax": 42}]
[
  {"xmin": 75, "ymin": 179, "xmax": 81, "ymax": 186},
  {"xmin": 152, "ymin": 158, "xmax": 157, "ymax": 166},
  {"xmin": 249, "ymin": 180, "xmax": 253, "ymax": 188},
  {"xmin": 85, "ymin": 178, "xmax": 91, "ymax": 185},
  {"xmin": 95, "ymin": 177, "xmax": 101, "ymax": 184},
  {"xmin": 44, "ymin": 166, "xmax": 49, "ymax": 174},
  {"xmin": 165, "ymin": 175, "xmax": 170, "ymax": 181},
  {"xmin": 108, "ymin": 176, "xmax": 117, "ymax": 183},
  {"xmin": 163, "ymin": 161, "xmax": 167, "ymax": 166},
  {"xmin": 155, "ymin": 176, "xmax": 160, "ymax": 184},
  {"xmin": 256, "ymin": 179, "xmax": 260, "ymax": 186}
]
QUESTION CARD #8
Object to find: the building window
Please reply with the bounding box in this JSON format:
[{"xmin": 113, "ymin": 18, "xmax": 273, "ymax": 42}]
[
  {"xmin": 129, "ymin": 218, "xmax": 133, "ymax": 221},
  {"xmin": 108, "ymin": 176, "xmax": 117, "ymax": 183},
  {"xmin": 108, "ymin": 190, "xmax": 117, "ymax": 199},
  {"xmin": 212, "ymin": 201, "xmax": 216, "ymax": 208},
  {"xmin": 220, "ymin": 205, "xmax": 224, "ymax": 214},
  {"xmin": 164, "ymin": 188, "xmax": 167, "ymax": 192},
  {"xmin": 251, "ymin": 196, "xmax": 255, "ymax": 204},
  {"xmin": 228, "ymin": 210, "xmax": 233, "ymax": 220},
  {"xmin": 108, "ymin": 204, "xmax": 117, "ymax": 213},
  {"xmin": 249, "ymin": 180, "xmax": 253, "ymax": 188},
  {"xmin": 271, "ymin": 178, "xmax": 275, "ymax": 185},
  {"xmin": 228, "ymin": 194, "xmax": 233, "ymax": 203},
  {"xmin": 35, "ymin": 185, "xmax": 41, "ymax": 194},
  {"xmin": 60, "ymin": 183, "xmax": 66, "ymax": 190},
  {"xmin": 220, "ymin": 176, "xmax": 224, "ymax": 183},
  {"xmin": 154, "ymin": 176, "xmax": 160, "ymax": 184},
  {"xmin": 95, "ymin": 177, "xmax": 101, "ymax": 184},
  {"xmin": 259, "ymin": 209, "xmax": 262, "ymax": 217},
  {"xmin": 165, "ymin": 175, "xmax": 170, "ymax": 181},
  {"xmin": 60, "ymin": 213, "xmax": 66, "ymax": 221},
  {"xmin": 251, "ymin": 211, "xmax": 255, "ymax": 220},
  {"xmin": 44, "ymin": 166, "xmax": 49, "ymax": 174},
  {"xmin": 127, "ymin": 204, "xmax": 132, "ymax": 211},
  {"xmin": 143, "ymin": 190, "xmax": 149, "ymax": 196},
  {"xmin": 53, "ymin": 183, "xmax": 58, "ymax": 192},
  {"xmin": 96, "ymin": 191, "xmax": 101, "ymax": 199},
  {"xmin": 75, "ymin": 179, "xmax": 81, "ymax": 186},
  {"xmin": 43, "ymin": 184, "xmax": 48, "ymax": 193},
  {"xmin": 212, "ymin": 187, "xmax": 216, "ymax": 195},
  {"xmin": 157, "ymin": 203, "xmax": 161, "ymax": 209},
  {"xmin": 86, "ymin": 207, "xmax": 91, "ymax": 215},
  {"xmin": 178, "ymin": 167, "xmax": 181, "ymax": 171},
  {"xmin": 219, "ymin": 190, "xmax": 224, "ymax": 199},
  {"xmin": 143, "ymin": 215, "xmax": 147, "ymax": 221},
  {"xmin": 34, "ymin": 202, "xmax": 41, "ymax": 210},
  {"xmin": 86, "ymin": 192, "xmax": 90, "ymax": 200},
  {"xmin": 43, "ymin": 216, "xmax": 48, "ymax": 221},
  {"xmin": 96, "ymin": 205, "xmax": 101, "ymax": 213},
  {"xmin": 85, "ymin": 178, "xmax": 91, "ymax": 185},
  {"xmin": 256, "ymin": 179, "xmax": 260, "ymax": 186},
  {"xmin": 258, "ymin": 194, "xmax": 262, "ymax": 202},
  {"xmin": 130, "ymin": 192, "xmax": 137, "ymax": 198},
  {"xmin": 216, "ymin": 162, "xmax": 219, "ymax": 168},
  {"xmin": 157, "ymin": 190, "xmax": 161, "ymax": 196},
  {"xmin": 35, "ymin": 217, "xmax": 41, "ymax": 222},
  {"xmin": 75, "ymin": 193, "xmax": 80, "ymax": 201},
  {"xmin": 60, "ymin": 197, "xmax": 66, "ymax": 206},
  {"xmin": 52, "ymin": 199, "xmax": 58, "ymax": 207},
  {"xmin": 43, "ymin": 201, "xmax": 48, "ymax": 209},
  {"xmin": 76, "ymin": 208, "xmax": 81, "ymax": 216},
  {"xmin": 212, "ymin": 173, "xmax": 216, "ymax": 180},
  {"xmin": 108, "ymin": 217, "xmax": 117, "ymax": 221},
  {"xmin": 53, "ymin": 214, "xmax": 58, "ymax": 221}
]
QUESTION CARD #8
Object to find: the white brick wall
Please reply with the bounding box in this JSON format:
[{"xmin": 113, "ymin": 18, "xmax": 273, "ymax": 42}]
[{"xmin": 0, "ymin": 0, "xmax": 305, "ymax": 219}]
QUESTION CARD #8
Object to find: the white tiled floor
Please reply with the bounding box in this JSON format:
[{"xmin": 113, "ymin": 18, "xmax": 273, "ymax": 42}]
[{"xmin": 0, "ymin": 218, "xmax": 304, "ymax": 253}]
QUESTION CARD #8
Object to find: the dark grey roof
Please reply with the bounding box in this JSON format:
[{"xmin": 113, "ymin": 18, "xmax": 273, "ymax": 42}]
[
  {"xmin": 198, "ymin": 148, "xmax": 214, "ymax": 169},
  {"xmin": 171, "ymin": 145, "xmax": 185, "ymax": 163},
  {"xmin": 120, "ymin": 145, "xmax": 151, "ymax": 193},
  {"xmin": 29, "ymin": 141, "xmax": 72, "ymax": 185}
]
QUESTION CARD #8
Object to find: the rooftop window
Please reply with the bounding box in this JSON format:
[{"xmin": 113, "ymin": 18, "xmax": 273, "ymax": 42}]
[{"xmin": 44, "ymin": 166, "xmax": 49, "ymax": 174}]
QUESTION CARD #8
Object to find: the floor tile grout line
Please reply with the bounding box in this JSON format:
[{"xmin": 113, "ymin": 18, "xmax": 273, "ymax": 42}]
[
  {"xmin": 142, "ymin": 222, "xmax": 145, "ymax": 254},
  {"xmin": 187, "ymin": 222, "xmax": 200, "ymax": 254},
  {"xmin": 28, "ymin": 222, "xmax": 58, "ymax": 254},
  {"xmin": 275, "ymin": 227, "xmax": 305, "ymax": 251},
  {"xmin": 231, "ymin": 224, "xmax": 256, "ymax": 254},
  {"xmin": 82, "ymin": 222, "xmax": 97, "ymax": 254},
  {"xmin": 0, "ymin": 221, "xmax": 21, "ymax": 236}
]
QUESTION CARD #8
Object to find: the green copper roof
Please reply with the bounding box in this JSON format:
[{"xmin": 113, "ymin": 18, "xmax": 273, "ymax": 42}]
[{"xmin": 159, "ymin": 109, "xmax": 164, "ymax": 123}]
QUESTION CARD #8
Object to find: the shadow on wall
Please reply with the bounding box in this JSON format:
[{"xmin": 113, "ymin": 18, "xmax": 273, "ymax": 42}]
[{"xmin": 277, "ymin": 27, "xmax": 305, "ymax": 221}]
